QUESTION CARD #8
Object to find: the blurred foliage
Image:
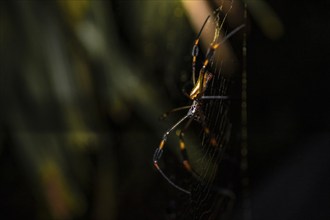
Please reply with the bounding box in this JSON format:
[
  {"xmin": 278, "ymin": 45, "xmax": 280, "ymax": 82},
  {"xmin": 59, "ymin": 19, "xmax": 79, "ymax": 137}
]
[{"xmin": 0, "ymin": 0, "xmax": 199, "ymax": 219}]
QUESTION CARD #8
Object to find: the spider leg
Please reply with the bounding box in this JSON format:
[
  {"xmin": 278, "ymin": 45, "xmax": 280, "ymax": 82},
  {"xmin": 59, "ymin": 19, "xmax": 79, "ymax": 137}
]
[
  {"xmin": 197, "ymin": 42, "xmax": 220, "ymax": 96},
  {"xmin": 181, "ymin": 81, "xmax": 194, "ymax": 99},
  {"xmin": 197, "ymin": 24, "xmax": 245, "ymax": 95},
  {"xmin": 191, "ymin": 4, "xmax": 234, "ymax": 86},
  {"xmin": 159, "ymin": 106, "xmax": 191, "ymax": 120},
  {"xmin": 201, "ymin": 95, "xmax": 229, "ymax": 100},
  {"xmin": 178, "ymin": 117, "xmax": 200, "ymax": 177},
  {"xmin": 199, "ymin": 112, "xmax": 218, "ymax": 147},
  {"xmin": 201, "ymin": 24, "xmax": 245, "ymax": 73},
  {"xmin": 192, "ymin": 15, "xmax": 211, "ymax": 85},
  {"xmin": 202, "ymin": 43, "xmax": 220, "ymax": 71},
  {"xmin": 153, "ymin": 115, "xmax": 191, "ymax": 195},
  {"xmin": 218, "ymin": 24, "xmax": 245, "ymax": 45}
]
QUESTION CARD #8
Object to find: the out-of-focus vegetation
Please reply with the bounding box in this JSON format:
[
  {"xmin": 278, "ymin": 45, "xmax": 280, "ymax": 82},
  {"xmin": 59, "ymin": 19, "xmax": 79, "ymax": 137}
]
[{"xmin": 0, "ymin": 1, "xmax": 193, "ymax": 219}]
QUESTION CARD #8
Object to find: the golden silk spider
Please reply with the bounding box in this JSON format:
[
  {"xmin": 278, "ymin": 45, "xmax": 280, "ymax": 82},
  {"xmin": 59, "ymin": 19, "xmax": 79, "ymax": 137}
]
[{"xmin": 153, "ymin": 6, "xmax": 244, "ymax": 195}]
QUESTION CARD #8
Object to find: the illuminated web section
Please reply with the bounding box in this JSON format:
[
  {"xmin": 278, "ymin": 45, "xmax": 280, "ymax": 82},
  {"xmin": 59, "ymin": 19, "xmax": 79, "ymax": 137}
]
[{"xmin": 178, "ymin": 1, "xmax": 241, "ymax": 219}]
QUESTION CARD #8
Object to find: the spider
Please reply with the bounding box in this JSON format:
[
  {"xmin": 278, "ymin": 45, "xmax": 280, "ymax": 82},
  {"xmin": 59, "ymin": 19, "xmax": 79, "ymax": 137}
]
[{"xmin": 153, "ymin": 8, "xmax": 244, "ymax": 195}]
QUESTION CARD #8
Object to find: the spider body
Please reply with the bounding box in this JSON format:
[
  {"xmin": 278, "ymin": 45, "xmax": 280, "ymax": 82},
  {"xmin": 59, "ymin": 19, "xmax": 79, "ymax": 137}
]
[{"xmin": 189, "ymin": 70, "xmax": 213, "ymax": 100}]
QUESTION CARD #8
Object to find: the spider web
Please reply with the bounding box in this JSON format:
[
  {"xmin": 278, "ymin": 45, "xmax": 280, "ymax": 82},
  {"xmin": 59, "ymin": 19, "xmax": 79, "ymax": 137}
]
[{"xmin": 175, "ymin": 1, "xmax": 244, "ymax": 219}]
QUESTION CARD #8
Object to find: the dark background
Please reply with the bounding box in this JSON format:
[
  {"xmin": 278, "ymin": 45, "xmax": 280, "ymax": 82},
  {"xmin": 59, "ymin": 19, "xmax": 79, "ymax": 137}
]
[
  {"xmin": 0, "ymin": 0, "xmax": 329, "ymax": 219},
  {"xmin": 248, "ymin": 1, "xmax": 330, "ymax": 219}
]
